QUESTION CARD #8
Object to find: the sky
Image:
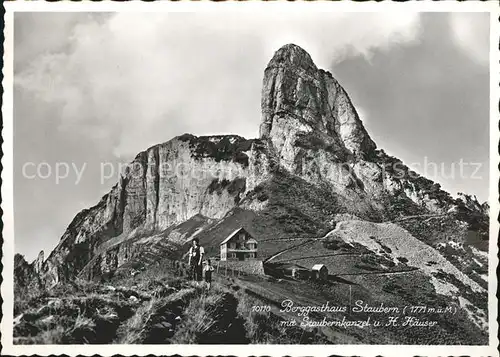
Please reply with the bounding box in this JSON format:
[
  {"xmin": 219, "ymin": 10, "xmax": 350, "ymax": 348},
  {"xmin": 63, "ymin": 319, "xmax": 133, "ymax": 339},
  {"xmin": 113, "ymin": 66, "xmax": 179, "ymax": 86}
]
[{"xmin": 13, "ymin": 12, "xmax": 490, "ymax": 261}]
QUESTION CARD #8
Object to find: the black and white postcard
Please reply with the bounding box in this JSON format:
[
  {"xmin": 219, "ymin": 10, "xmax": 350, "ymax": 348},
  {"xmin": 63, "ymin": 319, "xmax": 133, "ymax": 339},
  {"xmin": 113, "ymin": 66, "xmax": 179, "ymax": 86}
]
[{"xmin": 1, "ymin": 2, "xmax": 499, "ymax": 356}]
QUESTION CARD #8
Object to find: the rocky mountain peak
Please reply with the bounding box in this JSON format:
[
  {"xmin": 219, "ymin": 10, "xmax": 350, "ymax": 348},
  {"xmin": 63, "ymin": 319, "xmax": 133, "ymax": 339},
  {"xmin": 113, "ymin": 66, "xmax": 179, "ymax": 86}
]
[
  {"xmin": 266, "ymin": 44, "xmax": 317, "ymax": 73},
  {"xmin": 260, "ymin": 43, "xmax": 376, "ymax": 159},
  {"xmin": 33, "ymin": 250, "xmax": 44, "ymax": 274}
]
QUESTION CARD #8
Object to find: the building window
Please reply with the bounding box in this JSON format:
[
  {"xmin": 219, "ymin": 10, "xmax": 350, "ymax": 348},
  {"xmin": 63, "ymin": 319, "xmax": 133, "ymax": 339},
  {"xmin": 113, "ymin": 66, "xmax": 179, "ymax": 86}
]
[{"xmin": 230, "ymin": 243, "xmax": 236, "ymax": 249}]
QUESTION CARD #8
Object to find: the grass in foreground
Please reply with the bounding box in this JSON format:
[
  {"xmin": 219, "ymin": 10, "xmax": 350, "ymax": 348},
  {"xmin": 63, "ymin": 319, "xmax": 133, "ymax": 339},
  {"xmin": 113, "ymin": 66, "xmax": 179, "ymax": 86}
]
[{"xmin": 14, "ymin": 256, "xmax": 330, "ymax": 345}]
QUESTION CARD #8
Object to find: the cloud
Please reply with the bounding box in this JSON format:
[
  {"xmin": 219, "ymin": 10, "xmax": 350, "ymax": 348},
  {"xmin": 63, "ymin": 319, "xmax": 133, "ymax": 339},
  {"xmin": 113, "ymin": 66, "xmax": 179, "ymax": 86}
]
[
  {"xmin": 449, "ymin": 12, "xmax": 489, "ymax": 66},
  {"xmin": 14, "ymin": 12, "xmax": 422, "ymax": 158}
]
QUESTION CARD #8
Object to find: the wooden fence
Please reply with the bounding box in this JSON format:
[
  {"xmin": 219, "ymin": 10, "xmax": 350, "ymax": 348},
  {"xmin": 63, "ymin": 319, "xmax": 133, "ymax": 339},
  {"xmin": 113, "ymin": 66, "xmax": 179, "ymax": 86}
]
[{"xmin": 169, "ymin": 259, "xmax": 265, "ymax": 280}]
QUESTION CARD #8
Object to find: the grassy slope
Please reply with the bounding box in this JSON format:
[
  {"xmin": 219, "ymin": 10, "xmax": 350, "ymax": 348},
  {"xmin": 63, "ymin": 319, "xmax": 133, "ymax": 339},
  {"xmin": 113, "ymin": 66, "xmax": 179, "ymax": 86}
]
[
  {"xmin": 267, "ymin": 219, "xmax": 488, "ymax": 338},
  {"xmin": 196, "ymin": 169, "xmax": 351, "ymax": 260},
  {"xmin": 14, "ymin": 214, "xmax": 489, "ymax": 345},
  {"xmin": 116, "ymin": 215, "xmax": 214, "ymax": 270},
  {"xmin": 78, "ymin": 214, "xmax": 215, "ymax": 280},
  {"xmin": 395, "ymin": 215, "xmax": 488, "ymax": 288},
  {"xmin": 13, "ymin": 257, "xmax": 328, "ymax": 345},
  {"xmin": 219, "ymin": 266, "xmax": 487, "ymax": 344}
]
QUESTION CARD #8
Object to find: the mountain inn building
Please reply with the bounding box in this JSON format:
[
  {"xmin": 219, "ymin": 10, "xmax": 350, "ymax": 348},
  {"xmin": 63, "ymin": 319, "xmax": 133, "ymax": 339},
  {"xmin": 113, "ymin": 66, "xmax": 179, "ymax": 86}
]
[{"xmin": 220, "ymin": 227, "xmax": 258, "ymax": 261}]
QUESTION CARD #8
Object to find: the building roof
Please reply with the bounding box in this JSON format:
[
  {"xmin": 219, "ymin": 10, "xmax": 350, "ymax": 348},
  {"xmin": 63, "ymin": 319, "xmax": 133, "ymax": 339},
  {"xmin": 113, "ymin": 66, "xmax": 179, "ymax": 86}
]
[
  {"xmin": 246, "ymin": 238, "xmax": 258, "ymax": 244},
  {"xmin": 311, "ymin": 264, "xmax": 326, "ymax": 271},
  {"xmin": 220, "ymin": 227, "xmax": 246, "ymax": 245}
]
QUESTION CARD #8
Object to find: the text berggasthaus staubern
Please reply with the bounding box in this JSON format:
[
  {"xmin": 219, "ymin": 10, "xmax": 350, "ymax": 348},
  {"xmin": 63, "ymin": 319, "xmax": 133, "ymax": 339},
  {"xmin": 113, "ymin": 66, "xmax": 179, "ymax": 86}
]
[{"xmin": 264, "ymin": 299, "xmax": 458, "ymax": 329}]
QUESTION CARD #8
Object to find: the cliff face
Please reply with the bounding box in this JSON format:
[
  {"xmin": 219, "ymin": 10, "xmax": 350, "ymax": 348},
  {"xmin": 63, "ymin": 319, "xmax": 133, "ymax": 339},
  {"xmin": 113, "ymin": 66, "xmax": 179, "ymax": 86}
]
[
  {"xmin": 37, "ymin": 135, "xmax": 271, "ymax": 287},
  {"xmin": 14, "ymin": 254, "xmax": 36, "ymax": 289},
  {"xmin": 260, "ymin": 44, "xmax": 375, "ymax": 157},
  {"xmin": 258, "ymin": 44, "xmax": 458, "ymax": 218},
  {"xmin": 20, "ymin": 44, "xmax": 487, "ymax": 289}
]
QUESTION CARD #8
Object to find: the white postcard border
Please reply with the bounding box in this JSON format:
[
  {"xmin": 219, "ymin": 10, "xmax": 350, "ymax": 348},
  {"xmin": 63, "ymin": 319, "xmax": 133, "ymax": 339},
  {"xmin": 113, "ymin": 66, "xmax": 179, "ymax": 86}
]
[{"xmin": 1, "ymin": 1, "xmax": 499, "ymax": 356}]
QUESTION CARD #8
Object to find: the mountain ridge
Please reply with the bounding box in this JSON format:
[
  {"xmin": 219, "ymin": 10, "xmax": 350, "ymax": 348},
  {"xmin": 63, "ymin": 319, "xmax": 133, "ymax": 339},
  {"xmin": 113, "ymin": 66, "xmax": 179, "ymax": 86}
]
[{"xmin": 15, "ymin": 43, "xmax": 488, "ymax": 297}]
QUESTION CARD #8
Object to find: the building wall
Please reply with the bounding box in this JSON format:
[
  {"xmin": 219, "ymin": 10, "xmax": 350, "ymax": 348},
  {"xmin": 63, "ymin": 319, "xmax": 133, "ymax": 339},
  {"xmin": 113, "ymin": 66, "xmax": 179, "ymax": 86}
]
[
  {"xmin": 292, "ymin": 269, "xmax": 310, "ymax": 280},
  {"xmin": 220, "ymin": 244, "xmax": 228, "ymax": 261},
  {"xmin": 224, "ymin": 250, "xmax": 257, "ymax": 261},
  {"xmin": 312, "ymin": 268, "xmax": 328, "ymax": 280}
]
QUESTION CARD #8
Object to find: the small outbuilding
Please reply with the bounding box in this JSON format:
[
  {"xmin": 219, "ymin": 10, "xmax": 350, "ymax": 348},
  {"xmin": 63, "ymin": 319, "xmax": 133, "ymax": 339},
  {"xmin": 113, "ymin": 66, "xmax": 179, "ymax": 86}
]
[{"xmin": 311, "ymin": 264, "xmax": 328, "ymax": 280}]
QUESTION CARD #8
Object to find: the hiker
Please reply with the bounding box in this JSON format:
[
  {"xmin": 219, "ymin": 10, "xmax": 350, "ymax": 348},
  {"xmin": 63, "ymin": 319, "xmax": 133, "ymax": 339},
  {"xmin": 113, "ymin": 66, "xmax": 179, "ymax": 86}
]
[
  {"xmin": 203, "ymin": 259, "xmax": 215, "ymax": 289},
  {"xmin": 187, "ymin": 238, "xmax": 204, "ymax": 282}
]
